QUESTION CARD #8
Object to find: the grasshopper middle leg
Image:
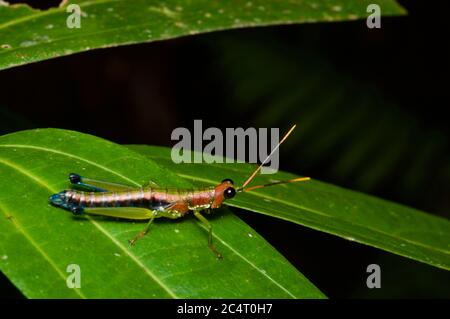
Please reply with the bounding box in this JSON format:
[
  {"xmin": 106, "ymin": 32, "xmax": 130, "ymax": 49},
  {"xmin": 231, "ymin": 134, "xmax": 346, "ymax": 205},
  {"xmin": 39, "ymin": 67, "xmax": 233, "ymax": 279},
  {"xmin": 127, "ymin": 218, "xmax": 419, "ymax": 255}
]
[{"xmin": 194, "ymin": 210, "xmax": 223, "ymax": 259}]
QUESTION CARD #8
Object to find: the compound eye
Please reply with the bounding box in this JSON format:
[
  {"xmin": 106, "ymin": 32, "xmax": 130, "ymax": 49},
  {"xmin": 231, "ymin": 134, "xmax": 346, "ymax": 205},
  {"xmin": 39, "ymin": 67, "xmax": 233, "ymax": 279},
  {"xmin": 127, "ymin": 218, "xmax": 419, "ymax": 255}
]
[
  {"xmin": 224, "ymin": 187, "xmax": 236, "ymax": 199},
  {"xmin": 221, "ymin": 178, "xmax": 234, "ymax": 185}
]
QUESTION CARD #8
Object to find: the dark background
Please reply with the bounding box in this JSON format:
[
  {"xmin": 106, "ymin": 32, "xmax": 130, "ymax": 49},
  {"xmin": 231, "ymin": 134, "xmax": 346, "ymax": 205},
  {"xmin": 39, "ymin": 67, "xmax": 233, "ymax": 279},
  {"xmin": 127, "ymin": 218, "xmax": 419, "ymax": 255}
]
[{"xmin": 1, "ymin": 0, "xmax": 449, "ymax": 298}]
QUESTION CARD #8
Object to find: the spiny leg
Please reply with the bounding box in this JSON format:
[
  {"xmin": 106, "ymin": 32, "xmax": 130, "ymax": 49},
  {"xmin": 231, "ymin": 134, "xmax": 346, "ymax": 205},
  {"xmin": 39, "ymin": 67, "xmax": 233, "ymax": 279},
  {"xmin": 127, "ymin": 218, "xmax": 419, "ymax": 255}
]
[
  {"xmin": 193, "ymin": 210, "xmax": 223, "ymax": 259},
  {"xmin": 68, "ymin": 173, "xmax": 135, "ymax": 192},
  {"xmin": 129, "ymin": 212, "xmax": 157, "ymax": 246}
]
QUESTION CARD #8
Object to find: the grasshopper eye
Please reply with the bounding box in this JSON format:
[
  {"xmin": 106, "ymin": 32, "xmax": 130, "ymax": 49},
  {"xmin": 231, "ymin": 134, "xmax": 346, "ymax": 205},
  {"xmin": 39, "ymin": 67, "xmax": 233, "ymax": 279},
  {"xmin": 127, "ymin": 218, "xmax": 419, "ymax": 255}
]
[
  {"xmin": 224, "ymin": 187, "xmax": 236, "ymax": 199},
  {"xmin": 222, "ymin": 178, "xmax": 234, "ymax": 185}
]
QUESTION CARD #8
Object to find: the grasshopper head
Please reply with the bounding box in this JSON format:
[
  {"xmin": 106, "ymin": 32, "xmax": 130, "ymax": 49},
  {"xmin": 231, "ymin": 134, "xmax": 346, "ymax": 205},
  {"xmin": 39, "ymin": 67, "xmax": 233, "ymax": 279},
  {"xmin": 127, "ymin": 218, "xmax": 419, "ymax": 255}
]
[{"xmin": 211, "ymin": 179, "xmax": 236, "ymax": 208}]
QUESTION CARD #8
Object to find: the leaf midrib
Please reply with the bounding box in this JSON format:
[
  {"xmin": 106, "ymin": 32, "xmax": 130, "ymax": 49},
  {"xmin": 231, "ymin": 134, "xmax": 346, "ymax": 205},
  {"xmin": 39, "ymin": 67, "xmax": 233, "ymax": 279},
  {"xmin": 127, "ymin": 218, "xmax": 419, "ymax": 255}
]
[{"xmin": 0, "ymin": 143, "xmax": 299, "ymax": 298}]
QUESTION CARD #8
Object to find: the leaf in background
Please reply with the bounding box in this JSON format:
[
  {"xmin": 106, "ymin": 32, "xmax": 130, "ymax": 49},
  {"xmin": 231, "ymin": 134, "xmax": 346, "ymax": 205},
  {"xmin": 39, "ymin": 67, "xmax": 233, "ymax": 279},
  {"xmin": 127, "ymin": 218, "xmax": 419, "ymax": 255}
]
[
  {"xmin": 0, "ymin": 128, "xmax": 324, "ymax": 298},
  {"xmin": 128, "ymin": 145, "xmax": 450, "ymax": 271},
  {"xmin": 0, "ymin": 0, "xmax": 405, "ymax": 71}
]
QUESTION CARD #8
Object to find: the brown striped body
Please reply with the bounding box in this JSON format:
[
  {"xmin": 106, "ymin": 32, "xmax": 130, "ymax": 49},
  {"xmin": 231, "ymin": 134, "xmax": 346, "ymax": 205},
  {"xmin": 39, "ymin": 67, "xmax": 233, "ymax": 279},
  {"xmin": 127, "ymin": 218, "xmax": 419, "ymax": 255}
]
[{"xmin": 63, "ymin": 186, "xmax": 220, "ymax": 216}]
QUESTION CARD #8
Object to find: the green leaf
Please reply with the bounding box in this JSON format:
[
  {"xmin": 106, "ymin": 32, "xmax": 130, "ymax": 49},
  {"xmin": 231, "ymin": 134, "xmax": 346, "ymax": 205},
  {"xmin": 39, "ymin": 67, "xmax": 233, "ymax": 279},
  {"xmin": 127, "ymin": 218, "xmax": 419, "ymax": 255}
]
[
  {"xmin": 0, "ymin": 128, "xmax": 324, "ymax": 298},
  {"xmin": 128, "ymin": 145, "xmax": 450, "ymax": 271},
  {"xmin": 0, "ymin": 0, "xmax": 405, "ymax": 71}
]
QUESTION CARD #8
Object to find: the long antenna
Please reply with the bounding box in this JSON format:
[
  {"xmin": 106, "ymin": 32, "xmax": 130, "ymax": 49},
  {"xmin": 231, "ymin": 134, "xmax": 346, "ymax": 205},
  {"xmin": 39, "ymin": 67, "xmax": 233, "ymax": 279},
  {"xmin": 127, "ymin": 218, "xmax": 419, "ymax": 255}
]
[
  {"xmin": 242, "ymin": 177, "xmax": 310, "ymax": 193},
  {"xmin": 239, "ymin": 124, "xmax": 300, "ymax": 191}
]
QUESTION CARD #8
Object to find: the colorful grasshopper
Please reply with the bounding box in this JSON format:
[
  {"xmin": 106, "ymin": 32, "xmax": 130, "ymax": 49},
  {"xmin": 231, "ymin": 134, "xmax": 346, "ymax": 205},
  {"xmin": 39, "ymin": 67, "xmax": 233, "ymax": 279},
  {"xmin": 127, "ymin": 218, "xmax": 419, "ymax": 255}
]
[{"xmin": 49, "ymin": 125, "xmax": 309, "ymax": 258}]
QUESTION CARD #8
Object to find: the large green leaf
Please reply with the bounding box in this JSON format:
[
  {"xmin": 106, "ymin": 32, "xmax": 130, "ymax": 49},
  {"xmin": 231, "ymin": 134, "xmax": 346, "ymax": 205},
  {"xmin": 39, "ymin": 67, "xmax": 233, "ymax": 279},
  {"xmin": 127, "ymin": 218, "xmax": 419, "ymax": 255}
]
[
  {"xmin": 0, "ymin": 128, "xmax": 324, "ymax": 298},
  {"xmin": 128, "ymin": 145, "xmax": 450, "ymax": 271},
  {"xmin": 0, "ymin": 0, "xmax": 405, "ymax": 71}
]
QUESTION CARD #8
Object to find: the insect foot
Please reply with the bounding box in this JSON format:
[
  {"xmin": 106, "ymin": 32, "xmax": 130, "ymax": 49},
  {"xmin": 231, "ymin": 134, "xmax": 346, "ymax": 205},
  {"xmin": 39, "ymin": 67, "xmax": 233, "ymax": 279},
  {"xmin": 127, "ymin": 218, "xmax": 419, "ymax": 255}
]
[{"xmin": 128, "ymin": 231, "xmax": 145, "ymax": 246}]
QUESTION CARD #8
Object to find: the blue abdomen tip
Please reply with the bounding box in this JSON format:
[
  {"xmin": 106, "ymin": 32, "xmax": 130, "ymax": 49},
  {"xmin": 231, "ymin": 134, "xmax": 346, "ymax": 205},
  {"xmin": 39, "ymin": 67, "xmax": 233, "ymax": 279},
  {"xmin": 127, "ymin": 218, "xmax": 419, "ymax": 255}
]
[{"xmin": 49, "ymin": 190, "xmax": 68, "ymax": 207}]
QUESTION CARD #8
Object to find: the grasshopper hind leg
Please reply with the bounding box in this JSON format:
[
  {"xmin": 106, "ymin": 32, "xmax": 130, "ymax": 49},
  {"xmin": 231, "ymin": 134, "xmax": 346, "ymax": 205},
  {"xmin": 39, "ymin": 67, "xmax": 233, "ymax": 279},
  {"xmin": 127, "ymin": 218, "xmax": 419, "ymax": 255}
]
[
  {"xmin": 127, "ymin": 208, "xmax": 182, "ymax": 246},
  {"xmin": 128, "ymin": 212, "xmax": 157, "ymax": 246}
]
